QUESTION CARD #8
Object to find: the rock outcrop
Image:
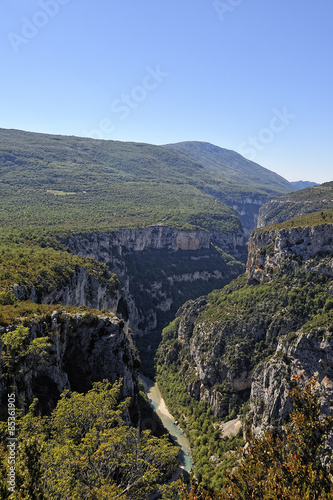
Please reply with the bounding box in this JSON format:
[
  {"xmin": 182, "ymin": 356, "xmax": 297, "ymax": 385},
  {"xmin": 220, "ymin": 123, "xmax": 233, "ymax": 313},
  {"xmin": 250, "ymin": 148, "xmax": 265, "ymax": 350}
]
[
  {"xmin": 250, "ymin": 327, "xmax": 333, "ymax": 459},
  {"xmin": 251, "ymin": 329, "xmax": 333, "ymax": 430},
  {"xmin": 257, "ymin": 181, "xmax": 333, "ymax": 228},
  {"xmin": 60, "ymin": 225, "xmax": 244, "ymax": 259},
  {"xmin": 157, "ymin": 220, "xmax": 333, "ymax": 443},
  {"xmin": 0, "ymin": 311, "xmax": 140, "ymax": 423},
  {"xmin": 247, "ymin": 224, "xmax": 333, "ymax": 284},
  {"xmin": 245, "ymin": 223, "xmax": 333, "ymax": 452},
  {"xmin": 10, "ymin": 266, "xmax": 121, "ymax": 313},
  {"xmin": 157, "ymin": 296, "xmax": 253, "ymax": 419}
]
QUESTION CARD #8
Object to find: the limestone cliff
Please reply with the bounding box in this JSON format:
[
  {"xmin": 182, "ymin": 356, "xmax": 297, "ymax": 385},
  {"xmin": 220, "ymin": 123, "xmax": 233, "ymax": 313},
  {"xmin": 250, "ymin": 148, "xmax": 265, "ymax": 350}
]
[
  {"xmin": 10, "ymin": 265, "xmax": 121, "ymax": 313},
  {"xmin": 247, "ymin": 223, "xmax": 333, "ymax": 284},
  {"xmin": 0, "ymin": 246, "xmax": 140, "ymax": 423},
  {"xmin": 157, "ymin": 221, "xmax": 333, "ymax": 442},
  {"xmin": 0, "ymin": 310, "xmax": 140, "ymax": 423},
  {"xmin": 246, "ymin": 223, "xmax": 333, "ymax": 450},
  {"xmin": 157, "ymin": 293, "xmax": 254, "ymax": 419},
  {"xmin": 205, "ymin": 192, "xmax": 269, "ymax": 236},
  {"xmin": 250, "ymin": 328, "xmax": 333, "ymax": 444},
  {"xmin": 58, "ymin": 226, "xmax": 245, "ymax": 347},
  {"xmin": 60, "ymin": 225, "xmax": 244, "ymax": 257},
  {"xmin": 257, "ymin": 181, "xmax": 333, "ymax": 228}
]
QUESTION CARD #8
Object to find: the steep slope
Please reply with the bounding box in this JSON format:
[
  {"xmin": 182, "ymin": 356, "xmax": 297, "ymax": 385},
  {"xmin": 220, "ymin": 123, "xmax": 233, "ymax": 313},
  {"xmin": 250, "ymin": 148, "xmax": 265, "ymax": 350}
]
[
  {"xmin": 0, "ymin": 129, "xmax": 293, "ymax": 235},
  {"xmin": 58, "ymin": 227, "xmax": 245, "ymax": 371},
  {"xmin": 164, "ymin": 141, "xmax": 295, "ymax": 234},
  {"xmin": 258, "ymin": 181, "xmax": 333, "ymax": 227},
  {"xmin": 0, "ymin": 308, "xmax": 140, "ymax": 421},
  {"xmin": 156, "ymin": 210, "xmax": 333, "ymax": 484},
  {"xmin": 0, "ymin": 238, "xmax": 140, "ymax": 421},
  {"xmin": 0, "ymin": 238, "xmax": 121, "ymax": 311},
  {"xmin": 247, "ymin": 214, "xmax": 333, "ymax": 454}
]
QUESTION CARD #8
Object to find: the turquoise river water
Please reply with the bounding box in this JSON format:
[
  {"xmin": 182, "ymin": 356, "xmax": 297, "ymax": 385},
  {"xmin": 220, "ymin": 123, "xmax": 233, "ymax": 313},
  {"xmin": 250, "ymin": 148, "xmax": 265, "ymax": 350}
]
[{"xmin": 140, "ymin": 374, "xmax": 192, "ymax": 472}]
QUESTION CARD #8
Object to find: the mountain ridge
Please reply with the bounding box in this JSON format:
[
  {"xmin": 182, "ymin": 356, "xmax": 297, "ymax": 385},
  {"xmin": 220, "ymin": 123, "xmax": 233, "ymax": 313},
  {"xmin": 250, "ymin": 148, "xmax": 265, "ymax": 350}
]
[
  {"xmin": 164, "ymin": 140, "xmax": 293, "ymax": 192},
  {"xmin": 0, "ymin": 128, "xmax": 295, "ymax": 235}
]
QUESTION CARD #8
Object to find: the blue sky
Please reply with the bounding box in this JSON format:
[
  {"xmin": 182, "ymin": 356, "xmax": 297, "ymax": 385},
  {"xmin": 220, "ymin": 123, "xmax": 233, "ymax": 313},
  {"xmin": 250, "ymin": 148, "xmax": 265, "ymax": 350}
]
[{"xmin": 0, "ymin": 0, "xmax": 332, "ymax": 183}]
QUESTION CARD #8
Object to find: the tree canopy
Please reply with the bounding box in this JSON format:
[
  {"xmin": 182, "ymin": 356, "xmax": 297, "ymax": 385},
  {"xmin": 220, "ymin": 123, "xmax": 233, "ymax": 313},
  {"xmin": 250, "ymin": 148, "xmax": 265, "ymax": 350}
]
[{"xmin": 0, "ymin": 380, "xmax": 179, "ymax": 499}]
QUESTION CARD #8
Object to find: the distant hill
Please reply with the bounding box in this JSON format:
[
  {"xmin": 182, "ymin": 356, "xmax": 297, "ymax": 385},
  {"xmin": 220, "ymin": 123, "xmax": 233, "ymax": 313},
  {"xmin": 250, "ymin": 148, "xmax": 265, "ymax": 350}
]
[
  {"xmin": 164, "ymin": 141, "xmax": 293, "ymax": 194},
  {"xmin": 291, "ymin": 180, "xmax": 319, "ymax": 190},
  {"xmin": 164, "ymin": 141, "xmax": 295, "ymax": 233},
  {"xmin": 257, "ymin": 181, "xmax": 333, "ymax": 228},
  {"xmin": 0, "ymin": 129, "xmax": 294, "ymax": 236}
]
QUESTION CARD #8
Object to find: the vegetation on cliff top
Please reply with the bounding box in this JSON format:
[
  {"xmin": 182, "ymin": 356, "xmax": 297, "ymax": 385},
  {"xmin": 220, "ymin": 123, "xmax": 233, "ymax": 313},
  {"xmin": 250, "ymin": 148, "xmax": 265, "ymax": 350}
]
[
  {"xmin": 0, "ymin": 128, "xmax": 294, "ymax": 235},
  {"xmin": 256, "ymin": 208, "xmax": 333, "ymax": 232},
  {"xmin": 258, "ymin": 181, "xmax": 333, "ymax": 228},
  {"xmin": 0, "ymin": 239, "xmax": 119, "ymax": 300}
]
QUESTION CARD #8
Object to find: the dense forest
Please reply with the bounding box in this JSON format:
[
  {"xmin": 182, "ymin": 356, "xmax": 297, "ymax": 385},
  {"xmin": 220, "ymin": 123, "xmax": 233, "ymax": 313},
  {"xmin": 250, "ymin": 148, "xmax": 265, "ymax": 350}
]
[{"xmin": 0, "ymin": 128, "xmax": 294, "ymax": 234}]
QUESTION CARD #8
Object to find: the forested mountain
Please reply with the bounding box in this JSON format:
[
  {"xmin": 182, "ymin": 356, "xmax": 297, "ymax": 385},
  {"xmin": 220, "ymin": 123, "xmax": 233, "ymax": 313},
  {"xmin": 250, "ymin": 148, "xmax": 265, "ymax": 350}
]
[
  {"xmin": 0, "ymin": 129, "xmax": 294, "ymax": 235},
  {"xmin": 164, "ymin": 141, "xmax": 292, "ymax": 192},
  {"xmin": 164, "ymin": 141, "xmax": 295, "ymax": 234}
]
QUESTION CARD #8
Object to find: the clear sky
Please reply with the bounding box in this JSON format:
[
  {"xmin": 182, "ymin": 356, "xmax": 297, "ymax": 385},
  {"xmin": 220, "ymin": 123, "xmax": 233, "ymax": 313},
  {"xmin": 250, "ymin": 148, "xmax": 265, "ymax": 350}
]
[{"xmin": 0, "ymin": 0, "xmax": 332, "ymax": 183}]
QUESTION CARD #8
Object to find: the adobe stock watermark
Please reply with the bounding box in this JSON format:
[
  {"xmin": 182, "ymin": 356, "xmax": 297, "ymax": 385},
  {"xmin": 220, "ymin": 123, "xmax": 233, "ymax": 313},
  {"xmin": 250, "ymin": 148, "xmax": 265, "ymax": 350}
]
[
  {"xmin": 83, "ymin": 65, "xmax": 169, "ymax": 140},
  {"xmin": 7, "ymin": 393, "xmax": 16, "ymax": 494},
  {"xmin": 237, "ymin": 107, "xmax": 295, "ymax": 161},
  {"xmin": 7, "ymin": 0, "xmax": 71, "ymax": 54},
  {"xmin": 213, "ymin": 0, "xmax": 244, "ymax": 21}
]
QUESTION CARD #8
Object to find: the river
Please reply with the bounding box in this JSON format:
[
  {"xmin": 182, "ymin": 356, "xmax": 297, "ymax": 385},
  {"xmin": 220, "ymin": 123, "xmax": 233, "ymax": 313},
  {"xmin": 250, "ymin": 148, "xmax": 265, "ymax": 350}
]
[{"xmin": 140, "ymin": 374, "xmax": 192, "ymax": 472}]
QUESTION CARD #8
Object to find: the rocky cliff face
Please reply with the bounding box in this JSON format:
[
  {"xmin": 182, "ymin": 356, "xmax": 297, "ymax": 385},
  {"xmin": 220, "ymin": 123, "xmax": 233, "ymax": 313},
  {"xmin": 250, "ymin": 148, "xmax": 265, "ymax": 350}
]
[
  {"xmin": 10, "ymin": 266, "xmax": 121, "ymax": 313},
  {"xmin": 246, "ymin": 223, "xmax": 333, "ymax": 451},
  {"xmin": 222, "ymin": 195, "xmax": 268, "ymax": 236},
  {"xmin": 203, "ymin": 191, "xmax": 272, "ymax": 236},
  {"xmin": 250, "ymin": 329, "xmax": 333, "ymax": 440},
  {"xmin": 157, "ymin": 221, "xmax": 333, "ymax": 445},
  {"xmin": 60, "ymin": 225, "xmax": 244, "ymax": 257},
  {"xmin": 59, "ymin": 225, "xmax": 245, "ymax": 342},
  {"xmin": 247, "ymin": 224, "xmax": 333, "ymax": 284},
  {"xmin": 0, "ymin": 311, "xmax": 140, "ymax": 423},
  {"xmin": 257, "ymin": 182, "xmax": 333, "ymax": 228},
  {"xmin": 157, "ymin": 293, "xmax": 254, "ymax": 419},
  {"xmin": 0, "ymin": 248, "xmax": 141, "ymax": 423}
]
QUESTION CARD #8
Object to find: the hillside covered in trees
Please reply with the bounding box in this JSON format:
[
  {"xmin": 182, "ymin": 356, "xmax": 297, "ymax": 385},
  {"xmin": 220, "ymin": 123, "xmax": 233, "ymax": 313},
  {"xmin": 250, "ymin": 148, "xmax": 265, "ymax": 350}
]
[{"xmin": 0, "ymin": 128, "xmax": 294, "ymax": 235}]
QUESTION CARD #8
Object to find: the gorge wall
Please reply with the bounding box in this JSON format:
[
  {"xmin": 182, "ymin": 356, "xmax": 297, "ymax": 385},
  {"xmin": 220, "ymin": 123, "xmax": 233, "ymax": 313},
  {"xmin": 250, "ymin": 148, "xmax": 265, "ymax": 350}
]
[
  {"xmin": 156, "ymin": 222, "xmax": 333, "ymax": 452},
  {"xmin": 246, "ymin": 224, "xmax": 333, "ymax": 450},
  {"xmin": 0, "ymin": 223, "xmax": 244, "ymax": 418},
  {"xmin": 257, "ymin": 182, "xmax": 333, "ymax": 228},
  {"xmin": 0, "ymin": 310, "xmax": 140, "ymax": 423},
  {"xmin": 203, "ymin": 190, "xmax": 271, "ymax": 236},
  {"xmin": 247, "ymin": 223, "xmax": 333, "ymax": 278},
  {"xmin": 59, "ymin": 225, "xmax": 245, "ymax": 350},
  {"xmin": 11, "ymin": 265, "xmax": 121, "ymax": 313},
  {"xmin": 0, "ymin": 254, "xmax": 140, "ymax": 423}
]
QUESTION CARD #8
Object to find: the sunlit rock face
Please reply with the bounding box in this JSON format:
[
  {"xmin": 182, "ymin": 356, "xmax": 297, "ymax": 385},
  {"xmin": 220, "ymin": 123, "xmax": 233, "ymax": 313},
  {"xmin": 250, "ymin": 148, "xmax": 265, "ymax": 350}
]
[{"xmin": 59, "ymin": 226, "xmax": 245, "ymax": 337}]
